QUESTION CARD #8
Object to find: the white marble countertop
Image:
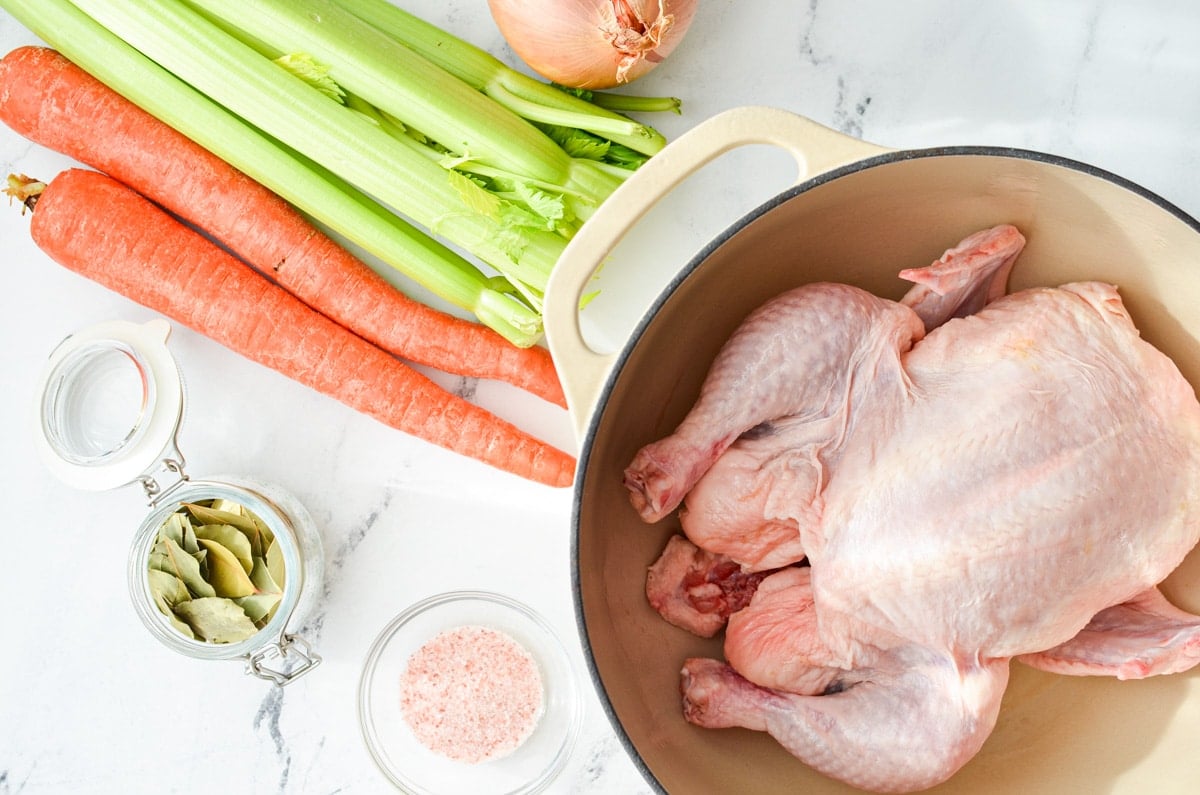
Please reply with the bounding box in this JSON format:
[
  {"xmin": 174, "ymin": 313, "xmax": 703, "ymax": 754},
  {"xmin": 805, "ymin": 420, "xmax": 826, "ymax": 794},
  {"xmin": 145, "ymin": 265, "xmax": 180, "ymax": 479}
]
[{"xmin": 2, "ymin": 1, "xmax": 1198, "ymax": 793}]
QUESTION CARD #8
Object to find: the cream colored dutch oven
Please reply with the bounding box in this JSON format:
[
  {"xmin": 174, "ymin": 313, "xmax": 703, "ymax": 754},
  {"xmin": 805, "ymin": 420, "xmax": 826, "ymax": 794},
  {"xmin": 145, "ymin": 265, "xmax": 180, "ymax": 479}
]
[{"xmin": 543, "ymin": 106, "xmax": 1200, "ymax": 794}]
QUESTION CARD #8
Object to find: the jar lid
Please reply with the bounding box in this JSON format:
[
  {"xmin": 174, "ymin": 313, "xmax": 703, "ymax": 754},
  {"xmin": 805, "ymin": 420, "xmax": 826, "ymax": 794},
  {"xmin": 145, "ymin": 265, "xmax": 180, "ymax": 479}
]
[{"xmin": 34, "ymin": 318, "xmax": 185, "ymax": 491}]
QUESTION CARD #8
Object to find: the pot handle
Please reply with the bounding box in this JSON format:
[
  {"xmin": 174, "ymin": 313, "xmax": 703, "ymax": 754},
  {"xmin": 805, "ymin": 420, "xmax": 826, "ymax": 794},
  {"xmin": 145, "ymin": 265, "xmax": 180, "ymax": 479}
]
[{"xmin": 544, "ymin": 105, "xmax": 889, "ymax": 441}]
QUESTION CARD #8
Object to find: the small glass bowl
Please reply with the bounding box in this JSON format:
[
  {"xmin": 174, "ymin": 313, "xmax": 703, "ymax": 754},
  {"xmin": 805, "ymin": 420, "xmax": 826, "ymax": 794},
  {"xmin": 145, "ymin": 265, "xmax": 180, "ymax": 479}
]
[{"xmin": 358, "ymin": 591, "xmax": 583, "ymax": 795}]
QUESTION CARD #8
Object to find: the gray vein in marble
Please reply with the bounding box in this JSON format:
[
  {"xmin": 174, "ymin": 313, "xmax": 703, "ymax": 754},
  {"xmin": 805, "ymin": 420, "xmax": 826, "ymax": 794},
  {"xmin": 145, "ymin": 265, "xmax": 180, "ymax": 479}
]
[
  {"xmin": 300, "ymin": 486, "xmax": 396, "ymax": 642},
  {"xmin": 453, "ymin": 374, "xmax": 478, "ymax": 402},
  {"xmin": 797, "ymin": 1, "xmax": 872, "ymax": 139},
  {"xmin": 569, "ymin": 735, "xmax": 653, "ymax": 795},
  {"xmin": 1, "ymin": 137, "xmax": 35, "ymax": 173},
  {"xmin": 297, "ymin": 737, "xmax": 334, "ymax": 794},
  {"xmin": 253, "ymin": 686, "xmax": 292, "ymax": 793},
  {"xmin": 242, "ymin": 475, "xmax": 399, "ymax": 793},
  {"xmin": 797, "ymin": 0, "xmax": 828, "ymax": 68},
  {"xmin": 0, "ymin": 764, "xmax": 32, "ymax": 794},
  {"xmin": 323, "ymin": 486, "xmax": 394, "ymax": 586},
  {"xmin": 570, "ymin": 736, "xmax": 612, "ymax": 790},
  {"xmin": 1063, "ymin": 2, "xmax": 1104, "ymax": 138},
  {"xmin": 831, "ymin": 78, "xmax": 872, "ymax": 138}
]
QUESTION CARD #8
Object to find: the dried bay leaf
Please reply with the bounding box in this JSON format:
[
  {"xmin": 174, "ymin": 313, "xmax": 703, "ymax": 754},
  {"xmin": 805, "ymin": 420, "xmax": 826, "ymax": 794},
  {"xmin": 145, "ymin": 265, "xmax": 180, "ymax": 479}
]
[
  {"xmin": 198, "ymin": 538, "xmax": 257, "ymax": 598},
  {"xmin": 246, "ymin": 517, "xmax": 275, "ymax": 558},
  {"xmin": 185, "ymin": 503, "xmax": 278, "ymax": 558},
  {"xmin": 148, "ymin": 570, "xmax": 196, "ymax": 639},
  {"xmin": 249, "ymin": 556, "xmax": 282, "ymax": 595},
  {"xmin": 150, "ymin": 536, "xmax": 216, "ymax": 598},
  {"xmin": 194, "ymin": 523, "xmax": 253, "ymax": 574},
  {"xmin": 186, "ymin": 502, "xmax": 256, "ymax": 535},
  {"xmin": 265, "ymin": 538, "xmax": 286, "ymax": 589},
  {"xmin": 210, "ymin": 498, "xmax": 255, "ymax": 519},
  {"xmin": 250, "ymin": 513, "xmax": 275, "ymax": 547},
  {"xmin": 149, "ymin": 498, "xmax": 287, "ymax": 644},
  {"xmin": 182, "ymin": 518, "xmax": 200, "ymax": 554},
  {"xmin": 148, "ymin": 569, "xmax": 190, "ymax": 606},
  {"xmin": 174, "ymin": 597, "xmax": 258, "ymax": 643},
  {"xmin": 159, "ymin": 512, "xmax": 186, "ymax": 547},
  {"xmin": 244, "ymin": 527, "xmax": 266, "ymax": 559},
  {"xmin": 236, "ymin": 591, "xmax": 282, "ymax": 624},
  {"xmin": 157, "ymin": 598, "xmax": 196, "ymax": 639}
]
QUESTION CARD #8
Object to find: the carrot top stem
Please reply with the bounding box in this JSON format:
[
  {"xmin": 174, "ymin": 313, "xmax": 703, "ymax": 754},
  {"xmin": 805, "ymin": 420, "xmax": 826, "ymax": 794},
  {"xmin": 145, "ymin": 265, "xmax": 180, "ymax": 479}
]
[{"xmin": 4, "ymin": 173, "xmax": 47, "ymax": 211}]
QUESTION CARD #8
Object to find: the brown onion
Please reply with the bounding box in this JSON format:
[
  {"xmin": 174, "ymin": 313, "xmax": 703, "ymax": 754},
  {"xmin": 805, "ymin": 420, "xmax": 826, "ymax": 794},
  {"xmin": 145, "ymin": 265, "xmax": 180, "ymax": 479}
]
[{"xmin": 487, "ymin": 0, "xmax": 697, "ymax": 90}]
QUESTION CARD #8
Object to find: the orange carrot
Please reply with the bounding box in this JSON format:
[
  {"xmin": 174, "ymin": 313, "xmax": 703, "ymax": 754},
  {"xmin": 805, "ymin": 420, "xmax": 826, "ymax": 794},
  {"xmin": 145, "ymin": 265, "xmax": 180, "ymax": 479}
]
[
  {"xmin": 10, "ymin": 168, "xmax": 575, "ymax": 488},
  {"xmin": 0, "ymin": 45, "xmax": 566, "ymax": 409}
]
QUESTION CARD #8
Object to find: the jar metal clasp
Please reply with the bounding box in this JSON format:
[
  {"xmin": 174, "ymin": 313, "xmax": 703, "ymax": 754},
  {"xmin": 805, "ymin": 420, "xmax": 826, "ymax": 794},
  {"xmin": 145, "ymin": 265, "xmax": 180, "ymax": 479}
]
[
  {"xmin": 139, "ymin": 438, "xmax": 190, "ymax": 507},
  {"xmin": 246, "ymin": 632, "xmax": 322, "ymax": 686}
]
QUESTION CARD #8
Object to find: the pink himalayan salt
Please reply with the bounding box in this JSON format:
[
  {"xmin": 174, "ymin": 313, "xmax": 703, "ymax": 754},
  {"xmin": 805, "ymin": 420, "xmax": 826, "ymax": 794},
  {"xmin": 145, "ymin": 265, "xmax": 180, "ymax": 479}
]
[{"xmin": 399, "ymin": 625, "xmax": 545, "ymax": 764}]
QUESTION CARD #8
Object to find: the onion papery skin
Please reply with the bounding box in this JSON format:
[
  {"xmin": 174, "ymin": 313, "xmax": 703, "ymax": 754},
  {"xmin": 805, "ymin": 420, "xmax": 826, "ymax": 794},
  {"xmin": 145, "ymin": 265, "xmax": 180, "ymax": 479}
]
[{"xmin": 487, "ymin": 0, "xmax": 697, "ymax": 90}]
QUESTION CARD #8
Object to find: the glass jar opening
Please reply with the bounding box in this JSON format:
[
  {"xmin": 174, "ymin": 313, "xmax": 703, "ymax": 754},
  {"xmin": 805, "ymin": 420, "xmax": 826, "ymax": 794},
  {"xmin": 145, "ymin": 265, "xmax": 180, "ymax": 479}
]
[{"xmin": 41, "ymin": 341, "xmax": 155, "ymax": 466}]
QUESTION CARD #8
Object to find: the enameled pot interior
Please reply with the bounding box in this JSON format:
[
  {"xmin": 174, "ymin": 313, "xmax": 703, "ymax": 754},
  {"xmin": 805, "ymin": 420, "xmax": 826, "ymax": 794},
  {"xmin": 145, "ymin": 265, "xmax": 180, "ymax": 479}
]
[{"xmin": 574, "ymin": 149, "xmax": 1200, "ymax": 794}]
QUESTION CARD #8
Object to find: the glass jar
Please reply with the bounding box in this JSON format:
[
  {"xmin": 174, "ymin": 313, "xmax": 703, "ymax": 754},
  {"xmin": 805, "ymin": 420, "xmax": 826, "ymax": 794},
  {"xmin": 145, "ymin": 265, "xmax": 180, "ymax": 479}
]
[{"xmin": 34, "ymin": 318, "xmax": 324, "ymax": 685}]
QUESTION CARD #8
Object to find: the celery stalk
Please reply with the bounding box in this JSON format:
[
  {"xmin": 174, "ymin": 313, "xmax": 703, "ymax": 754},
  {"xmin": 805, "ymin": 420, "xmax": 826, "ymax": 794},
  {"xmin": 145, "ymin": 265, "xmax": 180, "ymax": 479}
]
[
  {"xmin": 569, "ymin": 89, "xmax": 683, "ymax": 116},
  {"xmin": 331, "ymin": 0, "xmax": 673, "ymax": 156},
  {"xmin": 0, "ymin": 0, "xmax": 544, "ymax": 345},
  {"xmin": 184, "ymin": 0, "xmax": 624, "ymax": 208},
  {"xmin": 66, "ymin": 0, "xmax": 568, "ymax": 304}
]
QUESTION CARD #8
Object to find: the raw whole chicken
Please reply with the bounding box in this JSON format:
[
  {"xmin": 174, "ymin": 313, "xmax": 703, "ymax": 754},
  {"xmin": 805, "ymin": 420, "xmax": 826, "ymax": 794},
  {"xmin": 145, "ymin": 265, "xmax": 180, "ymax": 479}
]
[{"xmin": 624, "ymin": 225, "xmax": 1200, "ymax": 793}]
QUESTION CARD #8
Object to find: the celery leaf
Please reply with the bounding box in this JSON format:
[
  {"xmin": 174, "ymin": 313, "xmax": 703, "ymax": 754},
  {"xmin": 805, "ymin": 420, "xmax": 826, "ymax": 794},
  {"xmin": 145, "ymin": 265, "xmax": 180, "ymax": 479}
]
[
  {"xmin": 273, "ymin": 53, "xmax": 345, "ymax": 104},
  {"xmin": 447, "ymin": 168, "xmax": 502, "ymax": 220},
  {"xmin": 538, "ymin": 124, "xmax": 611, "ymax": 162},
  {"xmin": 603, "ymin": 142, "xmax": 651, "ymax": 170},
  {"xmin": 496, "ymin": 181, "xmax": 570, "ymax": 233}
]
